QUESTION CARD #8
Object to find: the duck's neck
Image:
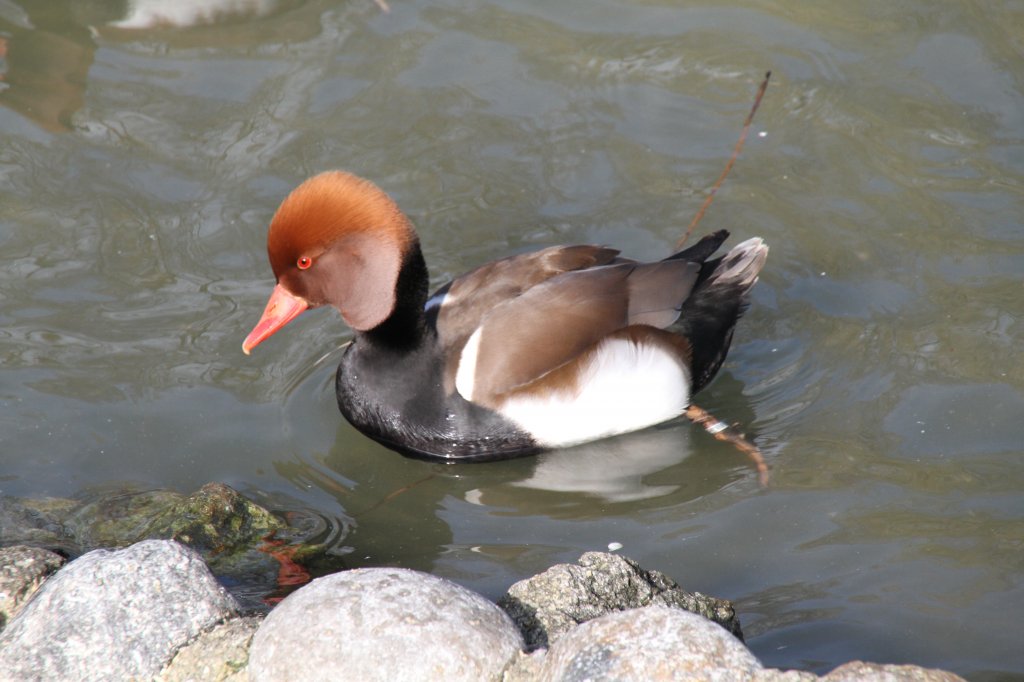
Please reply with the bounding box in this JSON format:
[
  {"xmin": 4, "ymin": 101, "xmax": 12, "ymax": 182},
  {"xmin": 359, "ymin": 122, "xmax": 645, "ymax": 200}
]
[{"xmin": 360, "ymin": 242, "xmax": 431, "ymax": 351}]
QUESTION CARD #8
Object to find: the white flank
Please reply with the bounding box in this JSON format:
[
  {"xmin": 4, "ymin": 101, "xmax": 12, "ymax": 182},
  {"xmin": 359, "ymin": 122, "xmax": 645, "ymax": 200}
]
[
  {"xmin": 499, "ymin": 337, "xmax": 691, "ymax": 448},
  {"xmin": 454, "ymin": 327, "xmax": 484, "ymax": 400},
  {"xmin": 112, "ymin": 0, "xmax": 280, "ymax": 28}
]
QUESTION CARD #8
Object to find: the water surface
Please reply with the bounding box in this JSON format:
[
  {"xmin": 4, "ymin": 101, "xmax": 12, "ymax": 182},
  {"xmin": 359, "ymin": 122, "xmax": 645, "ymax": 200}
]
[{"xmin": 1, "ymin": 0, "xmax": 1022, "ymax": 678}]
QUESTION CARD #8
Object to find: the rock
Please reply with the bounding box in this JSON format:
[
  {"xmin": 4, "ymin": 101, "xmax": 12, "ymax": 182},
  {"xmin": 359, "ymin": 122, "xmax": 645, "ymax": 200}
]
[
  {"xmin": 64, "ymin": 483, "xmax": 287, "ymax": 561},
  {"xmin": 0, "ymin": 540, "xmax": 239, "ymax": 681},
  {"xmin": 3, "ymin": 483, "xmax": 293, "ymax": 566},
  {"xmin": 753, "ymin": 669, "xmax": 820, "ymax": 681},
  {"xmin": 502, "ymin": 650, "xmax": 548, "ymax": 682},
  {"xmin": 0, "ymin": 496, "xmax": 78, "ymax": 552},
  {"xmin": 823, "ymin": 661, "xmax": 968, "ymax": 681},
  {"xmin": 249, "ymin": 567, "xmax": 524, "ymax": 682},
  {"xmin": 0, "ymin": 483, "xmax": 332, "ymax": 611},
  {"xmin": 750, "ymin": 660, "xmax": 968, "ymax": 681},
  {"xmin": 0, "ymin": 546, "xmax": 66, "ymax": 631},
  {"xmin": 156, "ymin": 616, "xmax": 262, "ymax": 682},
  {"xmin": 63, "ymin": 488, "xmax": 188, "ymax": 548},
  {"xmin": 147, "ymin": 483, "xmax": 285, "ymax": 554},
  {"xmin": 498, "ymin": 551, "xmax": 742, "ymax": 650},
  {"xmin": 537, "ymin": 605, "xmax": 761, "ymax": 680}
]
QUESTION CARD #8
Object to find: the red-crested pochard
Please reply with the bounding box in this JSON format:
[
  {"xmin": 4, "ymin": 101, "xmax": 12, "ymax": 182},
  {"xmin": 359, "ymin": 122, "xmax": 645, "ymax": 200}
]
[{"xmin": 243, "ymin": 171, "xmax": 768, "ymax": 461}]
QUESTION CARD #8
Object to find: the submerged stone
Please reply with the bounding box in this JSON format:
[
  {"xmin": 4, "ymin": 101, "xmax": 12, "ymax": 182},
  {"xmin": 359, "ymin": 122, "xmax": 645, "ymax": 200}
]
[
  {"xmin": 0, "ymin": 496, "xmax": 78, "ymax": 552},
  {"xmin": 63, "ymin": 482, "xmax": 286, "ymax": 556},
  {"xmin": 0, "ymin": 483, "xmax": 333, "ymax": 609}
]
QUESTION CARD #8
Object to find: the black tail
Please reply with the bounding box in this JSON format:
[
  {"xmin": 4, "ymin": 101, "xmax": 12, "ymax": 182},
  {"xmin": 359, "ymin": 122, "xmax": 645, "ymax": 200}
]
[
  {"xmin": 664, "ymin": 229, "xmax": 730, "ymax": 265},
  {"xmin": 677, "ymin": 237, "xmax": 768, "ymax": 393}
]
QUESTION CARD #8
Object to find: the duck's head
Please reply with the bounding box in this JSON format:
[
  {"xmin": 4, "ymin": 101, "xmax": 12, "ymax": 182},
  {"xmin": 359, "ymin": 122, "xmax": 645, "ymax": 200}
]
[{"xmin": 243, "ymin": 171, "xmax": 417, "ymax": 354}]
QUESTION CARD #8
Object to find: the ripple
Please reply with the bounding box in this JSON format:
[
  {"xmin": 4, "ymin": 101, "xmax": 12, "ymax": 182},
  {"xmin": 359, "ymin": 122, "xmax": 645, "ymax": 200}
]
[{"xmin": 883, "ymin": 383, "xmax": 1024, "ymax": 459}]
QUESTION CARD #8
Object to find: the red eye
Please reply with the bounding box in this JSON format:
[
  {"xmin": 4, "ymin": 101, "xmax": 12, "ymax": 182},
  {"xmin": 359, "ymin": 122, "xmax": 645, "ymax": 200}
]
[{"xmin": 297, "ymin": 256, "xmax": 312, "ymax": 270}]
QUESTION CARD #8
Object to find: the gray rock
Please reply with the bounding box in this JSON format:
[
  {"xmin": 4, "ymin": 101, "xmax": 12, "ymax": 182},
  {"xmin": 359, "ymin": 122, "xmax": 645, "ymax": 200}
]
[
  {"xmin": 0, "ymin": 545, "xmax": 65, "ymax": 631},
  {"xmin": 753, "ymin": 669, "xmax": 820, "ymax": 681},
  {"xmin": 537, "ymin": 605, "xmax": 761, "ymax": 681},
  {"xmin": 498, "ymin": 551, "xmax": 742, "ymax": 650},
  {"xmin": 502, "ymin": 649, "xmax": 548, "ymax": 682},
  {"xmin": 156, "ymin": 616, "xmax": 261, "ymax": 682},
  {"xmin": 0, "ymin": 539, "xmax": 239, "ymax": 681},
  {"xmin": 249, "ymin": 567, "xmax": 524, "ymax": 682},
  {"xmin": 822, "ymin": 661, "xmax": 968, "ymax": 681},
  {"xmin": 0, "ymin": 496, "xmax": 78, "ymax": 551}
]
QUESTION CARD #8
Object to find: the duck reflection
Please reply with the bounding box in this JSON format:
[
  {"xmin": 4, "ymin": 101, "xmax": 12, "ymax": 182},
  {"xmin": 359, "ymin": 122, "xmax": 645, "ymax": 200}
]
[
  {"xmin": 0, "ymin": 0, "xmax": 376, "ymax": 132},
  {"xmin": 486, "ymin": 428, "xmax": 695, "ymax": 504},
  {"xmin": 110, "ymin": 0, "xmax": 287, "ymax": 30},
  {"xmin": 276, "ymin": 400, "xmax": 755, "ymax": 578}
]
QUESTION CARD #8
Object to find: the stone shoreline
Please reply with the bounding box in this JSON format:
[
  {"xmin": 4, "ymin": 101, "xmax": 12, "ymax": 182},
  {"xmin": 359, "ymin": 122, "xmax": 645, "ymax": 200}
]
[{"xmin": 0, "ymin": 540, "xmax": 965, "ymax": 681}]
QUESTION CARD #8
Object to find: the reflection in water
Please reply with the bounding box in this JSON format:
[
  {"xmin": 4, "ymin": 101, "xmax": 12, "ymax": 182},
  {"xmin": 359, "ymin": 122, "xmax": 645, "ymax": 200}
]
[
  {"xmin": 503, "ymin": 428, "xmax": 692, "ymax": 503},
  {"xmin": 110, "ymin": 0, "xmax": 287, "ymax": 30},
  {"xmin": 0, "ymin": 0, "xmax": 381, "ymax": 132},
  {"xmin": 0, "ymin": 4, "xmax": 94, "ymax": 131},
  {"xmin": 275, "ymin": 407, "xmax": 756, "ymax": 581}
]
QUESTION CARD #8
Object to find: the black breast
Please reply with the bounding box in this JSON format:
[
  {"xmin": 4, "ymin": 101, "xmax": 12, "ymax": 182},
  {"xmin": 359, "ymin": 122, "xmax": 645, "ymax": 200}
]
[{"xmin": 334, "ymin": 337, "xmax": 540, "ymax": 462}]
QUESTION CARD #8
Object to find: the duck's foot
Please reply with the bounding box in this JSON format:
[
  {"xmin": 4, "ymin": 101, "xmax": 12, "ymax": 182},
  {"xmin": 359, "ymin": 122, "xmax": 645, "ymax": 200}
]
[{"xmin": 684, "ymin": 404, "xmax": 769, "ymax": 487}]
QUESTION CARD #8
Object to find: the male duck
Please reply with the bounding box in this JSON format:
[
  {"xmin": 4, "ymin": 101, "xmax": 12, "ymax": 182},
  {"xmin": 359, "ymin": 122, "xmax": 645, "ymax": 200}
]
[{"xmin": 243, "ymin": 171, "xmax": 768, "ymax": 461}]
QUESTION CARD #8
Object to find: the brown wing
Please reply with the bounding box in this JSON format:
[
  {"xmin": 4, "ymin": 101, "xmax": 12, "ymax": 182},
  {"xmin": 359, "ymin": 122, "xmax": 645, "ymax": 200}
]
[
  {"xmin": 431, "ymin": 244, "xmax": 625, "ymax": 348},
  {"xmin": 458, "ymin": 259, "xmax": 701, "ymax": 408},
  {"xmin": 430, "ymin": 245, "xmax": 627, "ymax": 393}
]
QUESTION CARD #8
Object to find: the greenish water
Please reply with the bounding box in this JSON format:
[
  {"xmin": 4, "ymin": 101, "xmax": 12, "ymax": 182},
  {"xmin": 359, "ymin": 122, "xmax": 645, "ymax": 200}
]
[{"xmin": 2, "ymin": 0, "xmax": 1022, "ymax": 677}]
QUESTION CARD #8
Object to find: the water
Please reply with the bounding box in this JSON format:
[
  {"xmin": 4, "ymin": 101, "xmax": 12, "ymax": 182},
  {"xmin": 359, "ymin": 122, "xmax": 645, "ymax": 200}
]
[{"xmin": 2, "ymin": 0, "xmax": 1023, "ymax": 678}]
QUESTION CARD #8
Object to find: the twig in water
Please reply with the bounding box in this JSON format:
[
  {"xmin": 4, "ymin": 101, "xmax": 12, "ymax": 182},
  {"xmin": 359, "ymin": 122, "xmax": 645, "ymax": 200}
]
[
  {"xmin": 358, "ymin": 473, "xmax": 438, "ymax": 516},
  {"xmin": 675, "ymin": 71, "xmax": 772, "ymax": 249}
]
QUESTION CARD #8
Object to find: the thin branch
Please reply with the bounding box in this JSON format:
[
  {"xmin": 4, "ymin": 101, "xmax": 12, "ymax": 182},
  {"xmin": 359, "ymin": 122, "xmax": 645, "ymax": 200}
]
[
  {"xmin": 675, "ymin": 71, "xmax": 772, "ymax": 249},
  {"xmin": 685, "ymin": 403, "xmax": 769, "ymax": 487},
  {"xmin": 358, "ymin": 473, "xmax": 437, "ymax": 516}
]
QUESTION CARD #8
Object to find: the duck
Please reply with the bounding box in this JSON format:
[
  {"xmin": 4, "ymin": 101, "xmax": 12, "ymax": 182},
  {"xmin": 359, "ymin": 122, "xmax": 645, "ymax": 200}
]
[{"xmin": 243, "ymin": 171, "xmax": 768, "ymax": 462}]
